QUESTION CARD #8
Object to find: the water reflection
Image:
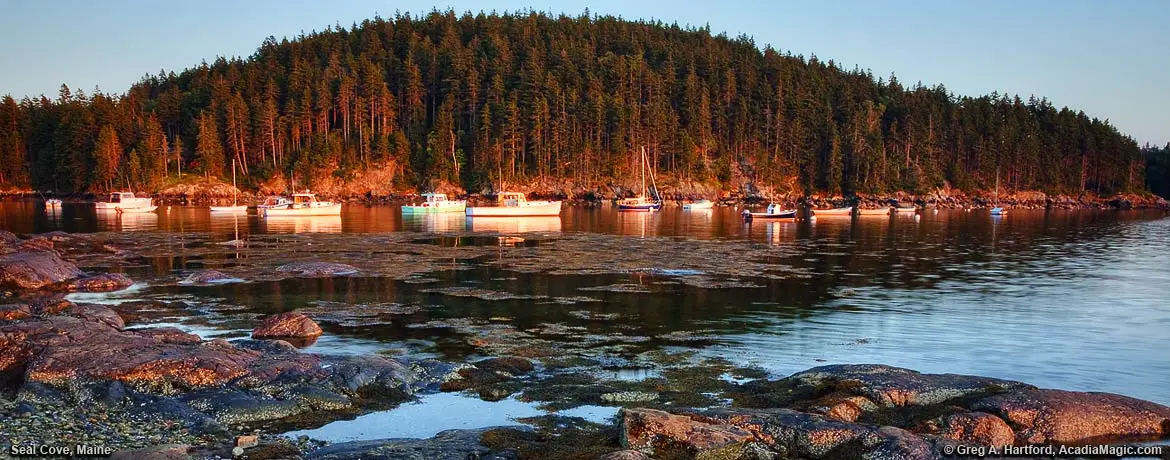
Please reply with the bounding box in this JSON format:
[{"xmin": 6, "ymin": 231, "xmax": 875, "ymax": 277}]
[
  {"xmin": 468, "ymin": 216, "xmax": 562, "ymax": 233},
  {"xmin": 262, "ymin": 215, "xmax": 343, "ymax": 233},
  {"xmin": 403, "ymin": 212, "xmax": 469, "ymax": 233},
  {"xmin": 96, "ymin": 210, "xmax": 159, "ymax": 232}
]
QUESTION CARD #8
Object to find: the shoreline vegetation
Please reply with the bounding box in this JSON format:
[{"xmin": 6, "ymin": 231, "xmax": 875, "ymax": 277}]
[
  {"xmin": 1, "ymin": 11, "xmax": 1168, "ymax": 208},
  {"xmin": 2, "ymin": 230, "xmax": 1169, "ymax": 459}
]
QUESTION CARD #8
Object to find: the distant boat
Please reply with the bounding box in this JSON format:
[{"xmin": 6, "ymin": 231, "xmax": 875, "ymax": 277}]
[
  {"xmin": 466, "ymin": 192, "xmax": 562, "ymax": 217},
  {"xmin": 95, "ymin": 192, "xmax": 156, "ymax": 213},
  {"xmin": 682, "ymin": 200, "xmax": 714, "ymax": 210},
  {"xmin": 211, "ymin": 159, "xmax": 248, "ymax": 214},
  {"xmin": 262, "ymin": 193, "xmax": 341, "ymax": 217},
  {"xmin": 991, "ymin": 168, "xmax": 1008, "ymax": 216},
  {"xmin": 811, "ymin": 206, "xmax": 852, "ymax": 216},
  {"xmin": 893, "ymin": 204, "xmax": 918, "ymax": 213},
  {"xmin": 402, "ymin": 193, "xmax": 466, "ymax": 213},
  {"xmin": 990, "ymin": 207, "xmax": 1007, "ymax": 216},
  {"xmin": 619, "ymin": 146, "xmax": 663, "ymax": 212},
  {"xmin": 45, "ymin": 198, "xmax": 62, "ymax": 208},
  {"xmin": 742, "ymin": 203, "xmax": 797, "ymax": 221},
  {"xmin": 856, "ymin": 207, "xmax": 891, "ymax": 216}
]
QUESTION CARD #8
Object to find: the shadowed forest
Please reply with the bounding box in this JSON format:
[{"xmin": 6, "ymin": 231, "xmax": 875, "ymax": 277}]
[{"xmin": 0, "ymin": 11, "xmax": 1163, "ymax": 197}]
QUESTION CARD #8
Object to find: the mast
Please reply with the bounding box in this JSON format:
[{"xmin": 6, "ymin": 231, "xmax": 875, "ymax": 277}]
[
  {"xmin": 231, "ymin": 159, "xmax": 238, "ymax": 206},
  {"xmin": 640, "ymin": 146, "xmax": 646, "ymax": 198}
]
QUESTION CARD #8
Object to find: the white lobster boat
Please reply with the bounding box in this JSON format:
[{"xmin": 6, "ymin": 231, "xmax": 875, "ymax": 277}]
[
  {"xmin": 466, "ymin": 192, "xmax": 562, "ymax": 217},
  {"xmin": 402, "ymin": 193, "xmax": 466, "ymax": 213},
  {"xmin": 261, "ymin": 193, "xmax": 341, "ymax": 217},
  {"xmin": 95, "ymin": 192, "xmax": 156, "ymax": 213}
]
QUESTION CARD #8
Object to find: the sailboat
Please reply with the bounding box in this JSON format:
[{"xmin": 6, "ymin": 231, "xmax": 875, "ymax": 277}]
[
  {"xmin": 210, "ymin": 159, "xmax": 248, "ymax": 213},
  {"xmin": 618, "ymin": 146, "xmax": 662, "ymax": 211},
  {"xmin": 990, "ymin": 168, "xmax": 1007, "ymax": 216}
]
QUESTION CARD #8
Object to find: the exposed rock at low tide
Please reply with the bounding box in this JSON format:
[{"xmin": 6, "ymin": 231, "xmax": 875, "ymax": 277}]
[
  {"xmin": 306, "ymin": 427, "xmax": 522, "ymax": 460},
  {"xmin": 66, "ymin": 272, "xmax": 134, "ymax": 292},
  {"xmin": 0, "ymin": 249, "xmax": 85, "ymax": 289},
  {"xmin": 275, "ymin": 261, "xmax": 360, "ymax": 277},
  {"xmin": 179, "ymin": 269, "xmax": 239, "ymax": 285},
  {"xmin": 971, "ymin": 389, "xmax": 1170, "ymax": 444},
  {"xmin": 252, "ymin": 312, "xmax": 324, "ymax": 339}
]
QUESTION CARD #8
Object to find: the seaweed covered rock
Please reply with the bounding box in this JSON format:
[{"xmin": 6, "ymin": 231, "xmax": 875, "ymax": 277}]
[
  {"xmin": 306, "ymin": 427, "xmax": 521, "ymax": 460},
  {"xmin": 971, "ymin": 389, "xmax": 1170, "ymax": 444},
  {"xmin": 252, "ymin": 312, "xmax": 323, "ymax": 339},
  {"xmin": 180, "ymin": 269, "xmax": 237, "ymax": 285},
  {"xmin": 619, "ymin": 408, "xmax": 753, "ymax": 454},
  {"xmin": 275, "ymin": 261, "xmax": 359, "ymax": 277},
  {"xmin": 917, "ymin": 411, "xmax": 1015, "ymax": 447},
  {"xmin": 67, "ymin": 272, "xmax": 134, "ymax": 292}
]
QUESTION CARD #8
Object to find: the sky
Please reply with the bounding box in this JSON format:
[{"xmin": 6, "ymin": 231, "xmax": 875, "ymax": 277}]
[{"xmin": 1, "ymin": 0, "xmax": 1166, "ymax": 145}]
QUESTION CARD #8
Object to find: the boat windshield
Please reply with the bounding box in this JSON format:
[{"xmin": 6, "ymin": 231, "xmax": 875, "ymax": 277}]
[
  {"xmin": 293, "ymin": 195, "xmax": 314, "ymax": 204},
  {"xmin": 425, "ymin": 194, "xmax": 447, "ymax": 203}
]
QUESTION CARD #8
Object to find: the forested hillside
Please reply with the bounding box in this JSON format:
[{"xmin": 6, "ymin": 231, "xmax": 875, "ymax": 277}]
[{"xmin": 0, "ymin": 11, "xmax": 1150, "ymax": 197}]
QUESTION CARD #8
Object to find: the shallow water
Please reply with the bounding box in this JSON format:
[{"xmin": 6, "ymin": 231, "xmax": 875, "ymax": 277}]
[{"xmin": 5, "ymin": 200, "xmax": 1170, "ymax": 437}]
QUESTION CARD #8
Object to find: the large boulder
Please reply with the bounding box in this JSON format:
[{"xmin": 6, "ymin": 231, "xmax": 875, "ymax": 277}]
[
  {"xmin": 67, "ymin": 273, "xmax": 134, "ymax": 292},
  {"xmin": 0, "ymin": 304, "xmax": 32, "ymax": 321},
  {"xmin": 783, "ymin": 364, "xmax": 1034, "ymax": 408},
  {"xmin": 180, "ymin": 269, "xmax": 238, "ymax": 285},
  {"xmin": 252, "ymin": 312, "xmax": 323, "ymax": 339},
  {"xmin": 0, "ymin": 249, "xmax": 85, "ymax": 289},
  {"xmin": 971, "ymin": 389, "xmax": 1170, "ymax": 444}
]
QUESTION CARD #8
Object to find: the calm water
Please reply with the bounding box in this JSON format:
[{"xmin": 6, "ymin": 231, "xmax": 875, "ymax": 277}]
[{"xmin": 3, "ymin": 200, "xmax": 1170, "ymax": 439}]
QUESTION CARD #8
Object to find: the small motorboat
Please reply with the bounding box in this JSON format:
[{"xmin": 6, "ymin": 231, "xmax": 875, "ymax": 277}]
[
  {"xmin": 402, "ymin": 193, "xmax": 466, "ymax": 213},
  {"xmin": 811, "ymin": 206, "xmax": 852, "ymax": 216},
  {"xmin": 95, "ymin": 192, "xmax": 156, "ymax": 213},
  {"xmin": 45, "ymin": 198, "xmax": 63, "ymax": 208},
  {"xmin": 682, "ymin": 200, "xmax": 714, "ymax": 210},
  {"xmin": 855, "ymin": 207, "xmax": 891, "ymax": 216},
  {"xmin": 466, "ymin": 192, "xmax": 562, "ymax": 217},
  {"xmin": 743, "ymin": 203, "xmax": 797, "ymax": 221},
  {"xmin": 262, "ymin": 193, "xmax": 342, "ymax": 217},
  {"xmin": 990, "ymin": 207, "xmax": 1007, "ymax": 216}
]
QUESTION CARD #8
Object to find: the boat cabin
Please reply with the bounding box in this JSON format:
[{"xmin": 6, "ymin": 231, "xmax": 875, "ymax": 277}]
[
  {"xmin": 766, "ymin": 203, "xmax": 784, "ymax": 215},
  {"xmin": 496, "ymin": 192, "xmax": 528, "ymax": 207},
  {"xmin": 108, "ymin": 192, "xmax": 136, "ymax": 203},
  {"xmin": 422, "ymin": 193, "xmax": 450, "ymax": 203},
  {"xmin": 291, "ymin": 193, "xmax": 319, "ymax": 205}
]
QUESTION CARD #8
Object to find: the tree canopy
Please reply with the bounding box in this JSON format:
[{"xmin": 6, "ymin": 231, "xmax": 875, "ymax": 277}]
[{"xmin": 0, "ymin": 10, "xmax": 1150, "ymax": 196}]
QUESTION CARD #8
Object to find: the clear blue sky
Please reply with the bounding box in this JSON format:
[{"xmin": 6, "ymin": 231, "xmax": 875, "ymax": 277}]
[{"xmin": 1, "ymin": 0, "xmax": 1166, "ymax": 145}]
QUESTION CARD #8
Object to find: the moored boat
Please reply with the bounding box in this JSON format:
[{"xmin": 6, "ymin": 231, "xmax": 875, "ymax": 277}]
[
  {"xmin": 990, "ymin": 207, "xmax": 1007, "ymax": 216},
  {"xmin": 682, "ymin": 200, "xmax": 714, "ymax": 210},
  {"xmin": 95, "ymin": 192, "xmax": 156, "ymax": 212},
  {"xmin": 45, "ymin": 198, "xmax": 63, "ymax": 208},
  {"xmin": 856, "ymin": 207, "xmax": 891, "ymax": 216},
  {"xmin": 466, "ymin": 192, "xmax": 562, "ymax": 217},
  {"xmin": 261, "ymin": 193, "xmax": 341, "ymax": 217},
  {"xmin": 211, "ymin": 159, "xmax": 248, "ymax": 214},
  {"xmin": 811, "ymin": 206, "xmax": 852, "ymax": 216},
  {"xmin": 403, "ymin": 193, "xmax": 466, "ymax": 213},
  {"xmin": 742, "ymin": 203, "xmax": 797, "ymax": 221},
  {"xmin": 618, "ymin": 147, "xmax": 663, "ymax": 212},
  {"xmin": 893, "ymin": 205, "xmax": 918, "ymax": 213}
]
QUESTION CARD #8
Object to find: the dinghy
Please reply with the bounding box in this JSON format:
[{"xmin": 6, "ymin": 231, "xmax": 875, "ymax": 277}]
[
  {"xmin": 811, "ymin": 206, "xmax": 852, "ymax": 216},
  {"xmin": 466, "ymin": 192, "xmax": 562, "ymax": 217},
  {"xmin": 402, "ymin": 193, "xmax": 466, "ymax": 213},
  {"xmin": 742, "ymin": 203, "xmax": 797, "ymax": 221},
  {"xmin": 855, "ymin": 207, "xmax": 891, "ymax": 216}
]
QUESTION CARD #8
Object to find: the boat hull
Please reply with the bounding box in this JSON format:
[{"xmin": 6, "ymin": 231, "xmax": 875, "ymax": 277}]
[
  {"xmin": 856, "ymin": 208, "xmax": 891, "ymax": 216},
  {"xmin": 812, "ymin": 207, "xmax": 852, "ymax": 216},
  {"xmin": 262, "ymin": 203, "xmax": 342, "ymax": 217},
  {"xmin": 117, "ymin": 206, "xmax": 158, "ymax": 213},
  {"xmin": 402, "ymin": 202, "xmax": 467, "ymax": 213},
  {"xmin": 618, "ymin": 202, "xmax": 662, "ymax": 212},
  {"xmin": 682, "ymin": 201, "xmax": 714, "ymax": 210},
  {"xmin": 210, "ymin": 205, "xmax": 249, "ymax": 213},
  {"xmin": 466, "ymin": 201, "xmax": 562, "ymax": 217},
  {"xmin": 743, "ymin": 210, "xmax": 797, "ymax": 220},
  {"xmin": 894, "ymin": 207, "xmax": 918, "ymax": 213}
]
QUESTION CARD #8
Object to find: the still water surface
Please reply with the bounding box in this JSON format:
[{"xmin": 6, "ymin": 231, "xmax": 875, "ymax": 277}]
[{"xmin": 3, "ymin": 201, "xmax": 1169, "ymax": 439}]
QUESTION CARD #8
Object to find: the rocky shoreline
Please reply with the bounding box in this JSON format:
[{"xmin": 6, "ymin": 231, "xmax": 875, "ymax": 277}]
[{"xmin": 2, "ymin": 230, "xmax": 1169, "ymax": 459}]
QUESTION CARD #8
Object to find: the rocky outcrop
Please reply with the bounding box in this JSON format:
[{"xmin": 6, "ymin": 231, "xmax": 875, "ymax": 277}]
[
  {"xmin": 619, "ymin": 408, "xmax": 752, "ymax": 453},
  {"xmin": 252, "ymin": 312, "xmax": 323, "ymax": 339},
  {"xmin": 0, "ymin": 249, "xmax": 85, "ymax": 289},
  {"xmin": 66, "ymin": 272, "xmax": 134, "ymax": 292},
  {"xmin": 275, "ymin": 261, "xmax": 359, "ymax": 277},
  {"xmin": 971, "ymin": 389, "xmax": 1170, "ymax": 444},
  {"xmin": 917, "ymin": 412, "xmax": 1015, "ymax": 447},
  {"xmin": 596, "ymin": 450, "xmax": 651, "ymax": 460},
  {"xmin": 180, "ymin": 269, "xmax": 238, "ymax": 285},
  {"xmin": 0, "ymin": 304, "xmax": 32, "ymax": 321}
]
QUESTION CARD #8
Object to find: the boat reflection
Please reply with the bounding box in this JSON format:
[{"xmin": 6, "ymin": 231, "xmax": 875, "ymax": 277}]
[
  {"xmin": 468, "ymin": 216, "xmax": 561, "ymax": 233},
  {"xmin": 402, "ymin": 212, "xmax": 468, "ymax": 233},
  {"xmin": 765, "ymin": 221, "xmax": 795, "ymax": 245},
  {"xmin": 618, "ymin": 210, "xmax": 654, "ymax": 237},
  {"xmin": 262, "ymin": 215, "xmax": 343, "ymax": 233},
  {"xmin": 96, "ymin": 210, "xmax": 159, "ymax": 232}
]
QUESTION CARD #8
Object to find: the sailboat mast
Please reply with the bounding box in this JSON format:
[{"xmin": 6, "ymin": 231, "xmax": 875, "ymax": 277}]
[
  {"xmin": 640, "ymin": 146, "xmax": 646, "ymax": 197},
  {"xmin": 231, "ymin": 159, "xmax": 238, "ymax": 206}
]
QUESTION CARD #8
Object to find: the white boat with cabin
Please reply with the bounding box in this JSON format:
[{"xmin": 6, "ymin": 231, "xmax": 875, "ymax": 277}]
[
  {"xmin": 465, "ymin": 192, "xmax": 562, "ymax": 217},
  {"xmin": 682, "ymin": 200, "xmax": 714, "ymax": 210},
  {"xmin": 95, "ymin": 192, "xmax": 156, "ymax": 213},
  {"xmin": 261, "ymin": 193, "xmax": 342, "ymax": 217},
  {"xmin": 402, "ymin": 193, "xmax": 466, "ymax": 213}
]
